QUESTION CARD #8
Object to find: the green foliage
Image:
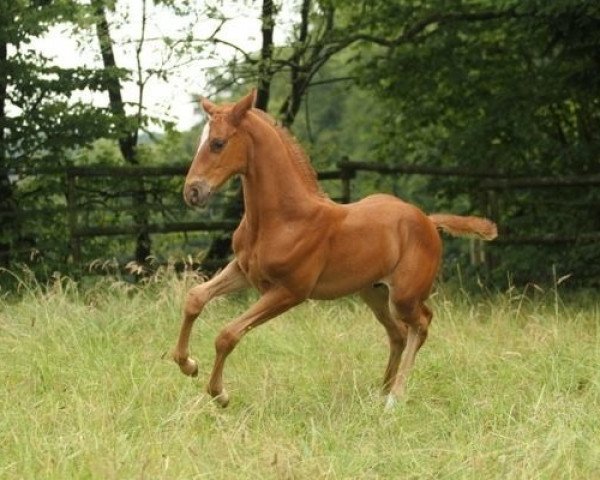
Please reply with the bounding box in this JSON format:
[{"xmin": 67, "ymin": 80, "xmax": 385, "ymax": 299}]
[
  {"xmin": 2, "ymin": 0, "xmax": 598, "ymax": 286},
  {"xmin": 291, "ymin": 61, "xmax": 383, "ymax": 168},
  {"xmin": 342, "ymin": 0, "xmax": 600, "ymax": 285},
  {"xmin": 0, "ymin": 0, "xmax": 127, "ymax": 271},
  {"xmin": 1, "ymin": 2, "xmax": 122, "ymax": 165},
  {"xmin": 0, "ymin": 0, "xmax": 213, "ymax": 273}
]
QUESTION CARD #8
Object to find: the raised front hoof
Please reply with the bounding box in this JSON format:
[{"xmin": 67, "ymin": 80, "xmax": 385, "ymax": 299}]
[
  {"xmin": 175, "ymin": 357, "xmax": 199, "ymax": 377},
  {"xmin": 208, "ymin": 388, "xmax": 230, "ymax": 408}
]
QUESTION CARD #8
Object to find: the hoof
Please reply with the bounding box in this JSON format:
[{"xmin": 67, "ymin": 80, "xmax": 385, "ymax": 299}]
[
  {"xmin": 209, "ymin": 388, "xmax": 230, "ymax": 408},
  {"xmin": 384, "ymin": 394, "xmax": 398, "ymax": 411},
  {"xmin": 177, "ymin": 357, "xmax": 199, "ymax": 377}
]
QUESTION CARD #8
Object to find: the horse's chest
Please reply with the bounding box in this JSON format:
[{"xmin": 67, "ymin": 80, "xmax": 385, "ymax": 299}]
[
  {"xmin": 233, "ymin": 223, "xmax": 310, "ymax": 290},
  {"xmin": 235, "ymin": 243, "xmax": 281, "ymax": 289},
  {"xmin": 232, "ymin": 225, "xmax": 268, "ymax": 288},
  {"xmin": 233, "ymin": 247, "xmax": 273, "ymax": 292}
]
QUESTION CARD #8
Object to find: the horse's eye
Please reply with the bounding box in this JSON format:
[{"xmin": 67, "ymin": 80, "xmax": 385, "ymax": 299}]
[{"xmin": 210, "ymin": 138, "xmax": 226, "ymax": 153}]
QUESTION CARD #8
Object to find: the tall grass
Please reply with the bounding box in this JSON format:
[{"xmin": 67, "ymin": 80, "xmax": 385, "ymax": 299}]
[{"xmin": 1, "ymin": 272, "xmax": 599, "ymax": 479}]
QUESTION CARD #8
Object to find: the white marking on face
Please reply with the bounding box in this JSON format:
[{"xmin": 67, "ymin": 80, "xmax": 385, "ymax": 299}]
[{"xmin": 196, "ymin": 122, "xmax": 210, "ymax": 156}]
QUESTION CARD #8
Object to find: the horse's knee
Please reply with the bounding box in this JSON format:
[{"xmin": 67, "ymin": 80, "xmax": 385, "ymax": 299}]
[{"xmin": 184, "ymin": 285, "xmax": 210, "ymax": 318}]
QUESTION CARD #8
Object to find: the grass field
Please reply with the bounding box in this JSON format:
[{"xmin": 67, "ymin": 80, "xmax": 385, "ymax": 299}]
[{"xmin": 1, "ymin": 272, "xmax": 599, "ymax": 479}]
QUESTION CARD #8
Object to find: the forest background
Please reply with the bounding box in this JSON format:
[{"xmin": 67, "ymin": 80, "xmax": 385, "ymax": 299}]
[{"xmin": 1, "ymin": 0, "xmax": 599, "ymax": 289}]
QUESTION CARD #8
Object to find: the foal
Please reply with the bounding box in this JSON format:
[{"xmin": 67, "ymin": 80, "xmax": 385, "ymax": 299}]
[{"xmin": 171, "ymin": 90, "xmax": 497, "ymax": 408}]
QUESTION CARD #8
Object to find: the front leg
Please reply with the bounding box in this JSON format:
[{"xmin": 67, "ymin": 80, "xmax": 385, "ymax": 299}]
[
  {"xmin": 207, "ymin": 287, "xmax": 302, "ymax": 407},
  {"xmin": 172, "ymin": 260, "xmax": 249, "ymax": 376}
]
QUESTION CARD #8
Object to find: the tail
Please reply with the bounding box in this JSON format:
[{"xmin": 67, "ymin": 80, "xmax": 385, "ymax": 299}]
[{"xmin": 429, "ymin": 214, "xmax": 498, "ymax": 241}]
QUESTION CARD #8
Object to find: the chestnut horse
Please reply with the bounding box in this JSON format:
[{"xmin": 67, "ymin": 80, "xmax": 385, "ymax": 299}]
[{"xmin": 172, "ymin": 90, "xmax": 497, "ymax": 409}]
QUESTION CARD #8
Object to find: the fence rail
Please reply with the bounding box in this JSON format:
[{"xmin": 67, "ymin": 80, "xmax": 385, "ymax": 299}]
[
  {"xmin": 337, "ymin": 160, "xmax": 514, "ymax": 179},
  {"xmin": 3, "ymin": 161, "xmax": 598, "ymax": 273},
  {"xmin": 72, "ymin": 220, "xmax": 240, "ymax": 238}
]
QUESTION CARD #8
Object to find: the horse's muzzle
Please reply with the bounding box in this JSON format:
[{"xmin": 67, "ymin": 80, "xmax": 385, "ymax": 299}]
[{"xmin": 184, "ymin": 180, "xmax": 212, "ymax": 207}]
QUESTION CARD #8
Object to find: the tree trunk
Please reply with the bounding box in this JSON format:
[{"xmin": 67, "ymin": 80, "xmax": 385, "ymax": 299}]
[
  {"xmin": 279, "ymin": 0, "xmax": 311, "ymax": 127},
  {"xmin": 255, "ymin": 0, "xmax": 274, "ymax": 111},
  {"xmin": 0, "ymin": 37, "xmax": 13, "ymax": 267},
  {"xmin": 93, "ymin": 0, "xmax": 151, "ymax": 265}
]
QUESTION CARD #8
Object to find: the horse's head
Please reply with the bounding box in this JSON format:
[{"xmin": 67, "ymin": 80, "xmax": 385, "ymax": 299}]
[{"xmin": 184, "ymin": 90, "xmax": 256, "ymax": 207}]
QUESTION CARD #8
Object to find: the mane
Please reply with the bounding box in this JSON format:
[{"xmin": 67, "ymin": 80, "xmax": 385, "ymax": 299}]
[{"xmin": 249, "ymin": 109, "xmax": 326, "ymax": 197}]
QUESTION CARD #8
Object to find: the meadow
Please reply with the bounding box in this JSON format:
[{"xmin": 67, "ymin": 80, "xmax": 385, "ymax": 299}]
[{"xmin": 1, "ymin": 271, "xmax": 599, "ymax": 479}]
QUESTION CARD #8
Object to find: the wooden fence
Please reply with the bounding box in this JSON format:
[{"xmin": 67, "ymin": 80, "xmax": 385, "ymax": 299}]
[
  {"xmin": 3, "ymin": 161, "xmax": 599, "ymax": 273},
  {"xmin": 336, "ymin": 160, "xmax": 600, "ymax": 244}
]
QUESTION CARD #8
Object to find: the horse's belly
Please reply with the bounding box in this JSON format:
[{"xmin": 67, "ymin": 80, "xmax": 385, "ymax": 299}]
[
  {"xmin": 309, "ymin": 274, "xmax": 380, "ymax": 300},
  {"xmin": 309, "ymin": 225, "xmax": 399, "ymax": 299}
]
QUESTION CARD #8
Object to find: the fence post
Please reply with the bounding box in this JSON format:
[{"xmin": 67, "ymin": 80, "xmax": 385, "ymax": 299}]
[
  {"xmin": 338, "ymin": 157, "xmax": 354, "ymax": 204},
  {"xmin": 472, "ymin": 188, "xmax": 490, "ymax": 268},
  {"xmin": 66, "ymin": 168, "xmax": 81, "ymax": 265},
  {"xmin": 477, "ymin": 187, "xmax": 499, "ymax": 269}
]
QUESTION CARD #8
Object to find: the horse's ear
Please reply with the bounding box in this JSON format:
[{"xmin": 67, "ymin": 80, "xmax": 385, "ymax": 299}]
[
  {"xmin": 200, "ymin": 97, "xmax": 217, "ymax": 116},
  {"xmin": 230, "ymin": 89, "xmax": 256, "ymax": 126}
]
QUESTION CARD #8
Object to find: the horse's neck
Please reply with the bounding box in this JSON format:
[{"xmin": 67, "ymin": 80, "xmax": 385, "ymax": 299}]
[{"xmin": 242, "ymin": 118, "xmax": 320, "ymax": 229}]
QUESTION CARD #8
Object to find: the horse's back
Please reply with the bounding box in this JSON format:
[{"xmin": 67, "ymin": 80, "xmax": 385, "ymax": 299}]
[
  {"xmin": 309, "ymin": 194, "xmax": 440, "ymax": 299},
  {"xmin": 342, "ymin": 193, "xmax": 433, "ymax": 235}
]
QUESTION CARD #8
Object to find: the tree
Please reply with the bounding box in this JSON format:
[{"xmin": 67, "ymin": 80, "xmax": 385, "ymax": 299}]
[
  {"xmin": 343, "ymin": 0, "xmax": 600, "ymax": 284},
  {"xmin": 201, "ymin": 0, "xmax": 600, "ymax": 284},
  {"xmin": 86, "ymin": 0, "xmax": 213, "ymax": 265},
  {"xmin": 0, "ymin": 0, "xmax": 117, "ymax": 268},
  {"xmin": 91, "ymin": 0, "xmax": 152, "ymax": 264}
]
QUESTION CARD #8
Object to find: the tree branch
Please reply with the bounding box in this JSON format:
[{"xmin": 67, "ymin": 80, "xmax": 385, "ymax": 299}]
[
  {"xmin": 339, "ymin": 8, "xmax": 525, "ymax": 49},
  {"xmin": 308, "ymin": 76, "xmax": 356, "ymax": 88},
  {"xmin": 211, "ymin": 38, "xmax": 256, "ymax": 64},
  {"xmin": 134, "ymin": 0, "xmax": 149, "ymax": 146}
]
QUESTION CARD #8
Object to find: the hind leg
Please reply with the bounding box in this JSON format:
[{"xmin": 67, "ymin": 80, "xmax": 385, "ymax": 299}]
[
  {"xmin": 386, "ymin": 300, "xmax": 433, "ymax": 409},
  {"xmin": 359, "ymin": 285, "xmax": 407, "ymax": 393}
]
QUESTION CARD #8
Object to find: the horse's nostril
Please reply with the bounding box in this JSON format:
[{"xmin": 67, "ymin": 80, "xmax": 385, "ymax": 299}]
[
  {"xmin": 185, "ymin": 181, "xmax": 211, "ymax": 207},
  {"xmin": 189, "ymin": 185, "xmax": 200, "ymax": 203}
]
